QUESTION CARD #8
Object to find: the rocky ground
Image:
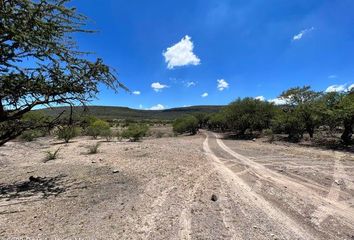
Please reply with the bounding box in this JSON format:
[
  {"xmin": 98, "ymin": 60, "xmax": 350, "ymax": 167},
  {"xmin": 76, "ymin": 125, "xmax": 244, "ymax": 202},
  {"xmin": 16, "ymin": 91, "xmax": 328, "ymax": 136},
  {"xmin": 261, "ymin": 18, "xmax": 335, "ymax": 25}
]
[{"xmin": 0, "ymin": 131, "xmax": 353, "ymax": 239}]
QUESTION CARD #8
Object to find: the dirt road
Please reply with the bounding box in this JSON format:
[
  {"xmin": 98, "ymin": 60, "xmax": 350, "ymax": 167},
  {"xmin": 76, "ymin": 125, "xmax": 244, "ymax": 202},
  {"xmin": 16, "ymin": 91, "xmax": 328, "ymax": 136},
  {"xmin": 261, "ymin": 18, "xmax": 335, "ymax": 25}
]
[{"xmin": 0, "ymin": 132, "xmax": 354, "ymax": 239}]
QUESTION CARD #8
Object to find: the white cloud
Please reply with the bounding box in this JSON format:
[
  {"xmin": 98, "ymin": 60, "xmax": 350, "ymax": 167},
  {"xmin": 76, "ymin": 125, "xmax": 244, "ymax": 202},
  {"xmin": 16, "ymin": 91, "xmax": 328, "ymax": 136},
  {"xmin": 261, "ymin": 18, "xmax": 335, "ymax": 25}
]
[
  {"xmin": 293, "ymin": 27, "xmax": 314, "ymax": 41},
  {"xmin": 149, "ymin": 104, "xmax": 165, "ymax": 110},
  {"xmin": 185, "ymin": 81, "xmax": 196, "ymax": 87},
  {"xmin": 217, "ymin": 79, "xmax": 229, "ymax": 91},
  {"xmin": 163, "ymin": 35, "xmax": 201, "ymax": 69},
  {"xmin": 328, "ymin": 75, "xmax": 338, "ymax": 79},
  {"xmin": 348, "ymin": 84, "xmax": 354, "ymax": 91},
  {"xmin": 139, "ymin": 104, "xmax": 143, "ymax": 109},
  {"xmin": 201, "ymin": 92, "xmax": 208, "ymax": 98},
  {"xmin": 151, "ymin": 82, "xmax": 168, "ymax": 92},
  {"xmin": 255, "ymin": 96, "xmax": 265, "ymax": 101},
  {"xmin": 132, "ymin": 91, "xmax": 141, "ymax": 95},
  {"xmin": 325, "ymin": 84, "xmax": 347, "ymax": 93},
  {"xmin": 269, "ymin": 98, "xmax": 288, "ymax": 105}
]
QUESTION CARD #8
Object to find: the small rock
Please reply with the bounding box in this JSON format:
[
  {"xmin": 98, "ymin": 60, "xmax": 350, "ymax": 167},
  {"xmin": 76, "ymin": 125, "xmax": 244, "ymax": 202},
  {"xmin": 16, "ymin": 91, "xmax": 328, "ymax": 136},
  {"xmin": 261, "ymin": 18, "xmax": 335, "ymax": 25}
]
[
  {"xmin": 211, "ymin": 194, "xmax": 218, "ymax": 202},
  {"xmin": 112, "ymin": 170, "xmax": 119, "ymax": 173},
  {"xmin": 253, "ymin": 226, "xmax": 258, "ymax": 229},
  {"xmin": 252, "ymin": 138, "xmax": 256, "ymax": 142},
  {"xmin": 334, "ymin": 180, "xmax": 341, "ymax": 185},
  {"xmin": 91, "ymin": 161, "xmax": 96, "ymax": 163}
]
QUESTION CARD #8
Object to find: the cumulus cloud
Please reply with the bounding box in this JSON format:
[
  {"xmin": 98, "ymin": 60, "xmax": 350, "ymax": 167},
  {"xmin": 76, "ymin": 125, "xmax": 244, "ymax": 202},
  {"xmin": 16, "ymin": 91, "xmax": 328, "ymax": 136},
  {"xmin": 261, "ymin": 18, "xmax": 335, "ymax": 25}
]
[
  {"xmin": 325, "ymin": 84, "xmax": 347, "ymax": 93},
  {"xmin": 163, "ymin": 35, "xmax": 201, "ymax": 69},
  {"xmin": 132, "ymin": 91, "xmax": 141, "ymax": 95},
  {"xmin": 293, "ymin": 27, "xmax": 314, "ymax": 41},
  {"xmin": 139, "ymin": 104, "xmax": 143, "ymax": 109},
  {"xmin": 201, "ymin": 92, "xmax": 208, "ymax": 98},
  {"xmin": 255, "ymin": 96, "xmax": 265, "ymax": 101},
  {"xmin": 268, "ymin": 98, "xmax": 288, "ymax": 105},
  {"xmin": 149, "ymin": 104, "xmax": 165, "ymax": 110},
  {"xmin": 185, "ymin": 81, "xmax": 196, "ymax": 87},
  {"xmin": 348, "ymin": 84, "xmax": 354, "ymax": 91},
  {"xmin": 151, "ymin": 82, "xmax": 168, "ymax": 92},
  {"xmin": 217, "ymin": 79, "xmax": 229, "ymax": 91}
]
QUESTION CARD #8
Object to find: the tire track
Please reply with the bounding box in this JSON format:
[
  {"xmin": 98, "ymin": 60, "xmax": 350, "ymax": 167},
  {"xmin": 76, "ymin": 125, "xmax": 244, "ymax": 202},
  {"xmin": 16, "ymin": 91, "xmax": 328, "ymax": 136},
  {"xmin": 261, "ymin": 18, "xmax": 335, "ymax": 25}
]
[
  {"xmin": 139, "ymin": 186, "xmax": 175, "ymax": 237},
  {"xmin": 312, "ymin": 154, "xmax": 354, "ymax": 226},
  {"xmin": 178, "ymin": 168, "xmax": 216, "ymax": 240},
  {"xmin": 203, "ymin": 134, "xmax": 316, "ymax": 240},
  {"xmin": 212, "ymin": 132, "xmax": 354, "ymax": 228}
]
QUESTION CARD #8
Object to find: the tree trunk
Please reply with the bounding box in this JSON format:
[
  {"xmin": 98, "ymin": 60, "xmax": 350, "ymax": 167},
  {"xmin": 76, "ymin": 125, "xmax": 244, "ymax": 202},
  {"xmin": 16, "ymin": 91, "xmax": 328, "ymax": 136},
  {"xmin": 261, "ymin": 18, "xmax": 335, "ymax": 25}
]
[
  {"xmin": 341, "ymin": 118, "xmax": 353, "ymax": 145},
  {"xmin": 0, "ymin": 98, "xmax": 6, "ymax": 122},
  {"xmin": 307, "ymin": 127, "xmax": 314, "ymax": 138}
]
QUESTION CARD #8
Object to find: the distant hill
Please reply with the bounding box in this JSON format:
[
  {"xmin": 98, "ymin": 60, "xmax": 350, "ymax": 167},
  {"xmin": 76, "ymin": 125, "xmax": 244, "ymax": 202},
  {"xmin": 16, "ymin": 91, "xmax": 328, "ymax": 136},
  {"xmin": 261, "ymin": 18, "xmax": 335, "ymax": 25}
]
[{"xmin": 37, "ymin": 105, "xmax": 224, "ymax": 121}]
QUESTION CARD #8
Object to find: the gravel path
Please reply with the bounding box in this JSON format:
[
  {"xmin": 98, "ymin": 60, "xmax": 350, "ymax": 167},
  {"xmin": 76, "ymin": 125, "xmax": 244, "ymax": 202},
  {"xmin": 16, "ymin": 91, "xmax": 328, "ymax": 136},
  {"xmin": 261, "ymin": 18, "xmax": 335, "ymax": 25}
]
[{"xmin": 0, "ymin": 132, "xmax": 353, "ymax": 239}]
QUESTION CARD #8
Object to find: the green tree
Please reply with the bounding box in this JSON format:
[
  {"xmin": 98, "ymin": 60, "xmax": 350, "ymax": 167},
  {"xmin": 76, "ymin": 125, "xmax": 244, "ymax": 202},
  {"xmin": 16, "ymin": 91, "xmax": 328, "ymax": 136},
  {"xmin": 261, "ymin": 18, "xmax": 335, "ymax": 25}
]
[
  {"xmin": 193, "ymin": 113, "xmax": 209, "ymax": 128},
  {"xmin": 316, "ymin": 92, "xmax": 343, "ymax": 134},
  {"xmin": 338, "ymin": 91, "xmax": 354, "ymax": 144},
  {"xmin": 272, "ymin": 109, "xmax": 305, "ymax": 142},
  {"xmin": 56, "ymin": 125, "xmax": 79, "ymax": 143},
  {"xmin": 224, "ymin": 98, "xmax": 275, "ymax": 135},
  {"xmin": 173, "ymin": 115, "xmax": 199, "ymax": 135},
  {"xmin": 86, "ymin": 119, "xmax": 110, "ymax": 139},
  {"xmin": 279, "ymin": 86, "xmax": 321, "ymax": 138},
  {"xmin": 207, "ymin": 113, "xmax": 227, "ymax": 131},
  {"xmin": 0, "ymin": 0, "xmax": 126, "ymax": 146},
  {"xmin": 121, "ymin": 124, "xmax": 149, "ymax": 142}
]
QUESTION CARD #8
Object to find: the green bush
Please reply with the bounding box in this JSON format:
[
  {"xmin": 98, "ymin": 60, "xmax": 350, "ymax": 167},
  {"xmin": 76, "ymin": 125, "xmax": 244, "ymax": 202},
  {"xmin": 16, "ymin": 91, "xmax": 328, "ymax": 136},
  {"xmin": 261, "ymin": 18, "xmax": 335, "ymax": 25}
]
[
  {"xmin": 100, "ymin": 128, "xmax": 113, "ymax": 141},
  {"xmin": 57, "ymin": 126, "xmax": 79, "ymax": 143},
  {"xmin": 272, "ymin": 111, "xmax": 304, "ymax": 142},
  {"xmin": 173, "ymin": 115, "xmax": 199, "ymax": 135},
  {"xmin": 20, "ymin": 129, "xmax": 45, "ymax": 142},
  {"xmin": 121, "ymin": 124, "xmax": 149, "ymax": 142},
  {"xmin": 208, "ymin": 113, "xmax": 227, "ymax": 131},
  {"xmin": 224, "ymin": 98, "xmax": 275, "ymax": 135},
  {"xmin": 86, "ymin": 119, "xmax": 110, "ymax": 139}
]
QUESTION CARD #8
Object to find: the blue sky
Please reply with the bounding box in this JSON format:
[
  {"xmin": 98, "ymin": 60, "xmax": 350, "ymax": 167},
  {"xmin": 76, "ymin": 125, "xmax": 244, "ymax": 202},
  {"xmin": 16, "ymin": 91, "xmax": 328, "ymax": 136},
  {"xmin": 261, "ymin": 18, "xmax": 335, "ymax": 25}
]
[{"xmin": 72, "ymin": 0, "xmax": 354, "ymax": 109}]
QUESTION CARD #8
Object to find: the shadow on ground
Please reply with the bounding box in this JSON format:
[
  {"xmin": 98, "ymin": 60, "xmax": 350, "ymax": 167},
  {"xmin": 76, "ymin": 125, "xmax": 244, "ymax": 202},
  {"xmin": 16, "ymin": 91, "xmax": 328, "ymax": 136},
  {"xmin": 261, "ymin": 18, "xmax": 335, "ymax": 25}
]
[{"xmin": 0, "ymin": 175, "xmax": 66, "ymax": 200}]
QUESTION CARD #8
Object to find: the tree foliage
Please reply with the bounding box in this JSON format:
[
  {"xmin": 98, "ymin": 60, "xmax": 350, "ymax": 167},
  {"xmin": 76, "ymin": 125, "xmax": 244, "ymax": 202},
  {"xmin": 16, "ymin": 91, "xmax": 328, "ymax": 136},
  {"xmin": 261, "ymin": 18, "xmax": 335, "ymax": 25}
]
[
  {"xmin": 279, "ymin": 86, "xmax": 321, "ymax": 138},
  {"xmin": 0, "ymin": 0, "xmax": 126, "ymax": 145},
  {"xmin": 86, "ymin": 119, "xmax": 110, "ymax": 139},
  {"xmin": 173, "ymin": 115, "xmax": 199, "ymax": 135},
  {"xmin": 224, "ymin": 98, "xmax": 275, "ymax": 135},
  {"xmin": 121, "ymin": 123, "xmax": 149, "ymax": 142}
]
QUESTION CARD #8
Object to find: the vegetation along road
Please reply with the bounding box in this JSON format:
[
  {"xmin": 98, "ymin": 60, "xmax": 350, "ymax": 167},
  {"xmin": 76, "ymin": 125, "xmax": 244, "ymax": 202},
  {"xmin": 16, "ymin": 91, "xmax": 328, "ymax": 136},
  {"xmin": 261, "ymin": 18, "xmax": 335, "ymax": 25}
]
[{"xmin": 1, "ymin": 131, "xmax": 353, "ymax": 239}]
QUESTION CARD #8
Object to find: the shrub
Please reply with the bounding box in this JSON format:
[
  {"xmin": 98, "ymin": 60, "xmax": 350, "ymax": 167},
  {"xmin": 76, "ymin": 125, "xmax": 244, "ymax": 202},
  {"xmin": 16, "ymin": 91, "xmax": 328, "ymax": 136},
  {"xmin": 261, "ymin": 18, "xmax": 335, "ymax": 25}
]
[
  {"xmin": 173, "ymin": 115, "xmax": 199, "ymax": 135},
  {"xmin": 208, "ymin": 113, "xmax": 227, "ymax": 131},
  {"xmin": 100, "ymin": 128, "xmax": 113, "ymax": 141},
  {"xmin": 20, "ymin": 129, "xmax": 45, "ymax": 142},
  {"xmin": 86, "ymin": 119, "xmax": 110, "ymax": 139},
  {"xmin": 87, "ymin": 143, "xmax": 100, "ymax": 154},
  {"xmin": 116, "ymin": 130, "xmax": 123, "ymax": 141},
  {"xmin": 263, "ymin": 129, "xmax": 274, "ymax": 143},
  {"xmin": 57, "ymin": 126, "xmax": 79, "ymax": 143},
  {"xmin": 44, "ymin": 148, "xmax": 60, "ymax": 162},
  {"xmin": 121, "ymin": 124, "xmax": 149, "ymax": 142},
  {"xmin": 272, "ymin": 111, "xmax": 304, "ymax": 142},
  {"xmin": 224, "ymin": 98, "xmax": 275, "ymax": 135}
]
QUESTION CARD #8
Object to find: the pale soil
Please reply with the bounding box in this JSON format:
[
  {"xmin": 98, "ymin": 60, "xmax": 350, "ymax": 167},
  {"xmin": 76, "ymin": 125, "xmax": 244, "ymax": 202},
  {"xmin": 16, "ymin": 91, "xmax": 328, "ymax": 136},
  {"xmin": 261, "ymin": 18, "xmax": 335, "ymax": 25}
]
[{"xmin": 0, "ymin": 131, "xmax": 353, "ymax": 239}]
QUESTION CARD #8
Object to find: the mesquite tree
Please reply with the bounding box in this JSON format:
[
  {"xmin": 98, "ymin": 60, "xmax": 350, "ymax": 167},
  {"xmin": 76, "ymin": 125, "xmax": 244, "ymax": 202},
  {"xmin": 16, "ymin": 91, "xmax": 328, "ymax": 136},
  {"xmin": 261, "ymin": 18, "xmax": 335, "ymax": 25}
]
[{"xmin": 0, "ymin": 0, "xmax": 126, "ymax": 145}]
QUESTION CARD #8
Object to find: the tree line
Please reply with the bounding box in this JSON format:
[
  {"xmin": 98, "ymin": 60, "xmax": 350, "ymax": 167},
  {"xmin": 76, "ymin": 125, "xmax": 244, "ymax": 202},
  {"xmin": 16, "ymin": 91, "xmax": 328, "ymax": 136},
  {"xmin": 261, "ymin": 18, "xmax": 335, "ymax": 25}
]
[{"xmin": 173, "ymin": 86, "xmax": 354, "ymax": 146}]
